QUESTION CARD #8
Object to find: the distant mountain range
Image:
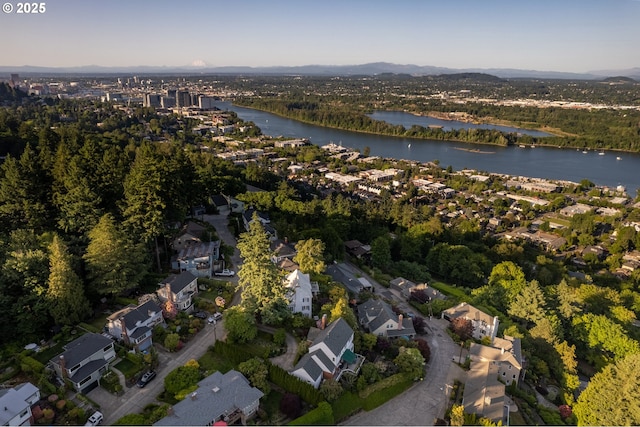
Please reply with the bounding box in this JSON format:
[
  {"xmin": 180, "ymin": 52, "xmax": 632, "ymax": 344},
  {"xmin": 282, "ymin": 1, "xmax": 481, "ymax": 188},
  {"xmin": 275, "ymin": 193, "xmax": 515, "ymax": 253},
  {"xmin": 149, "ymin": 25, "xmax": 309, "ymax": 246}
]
[{"xmin": 0, "ymin": 62, "xmax": 638, "ymax": 80}]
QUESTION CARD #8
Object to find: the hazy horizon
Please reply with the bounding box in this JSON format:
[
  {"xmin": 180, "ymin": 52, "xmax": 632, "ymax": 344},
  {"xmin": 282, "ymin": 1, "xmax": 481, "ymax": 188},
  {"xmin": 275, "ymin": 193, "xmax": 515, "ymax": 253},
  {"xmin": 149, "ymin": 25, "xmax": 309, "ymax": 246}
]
[{"xmin": 1, "ymin": 0, "xmax": 639, "ymax": 73}]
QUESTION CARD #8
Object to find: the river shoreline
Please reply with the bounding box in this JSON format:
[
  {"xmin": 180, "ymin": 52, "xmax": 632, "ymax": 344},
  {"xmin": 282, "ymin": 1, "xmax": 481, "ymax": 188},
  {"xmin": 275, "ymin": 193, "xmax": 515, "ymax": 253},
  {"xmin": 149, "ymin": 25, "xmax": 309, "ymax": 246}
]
[{"xmin": 231, "ymin": 102, "xmax": 638, "ymax": 155}]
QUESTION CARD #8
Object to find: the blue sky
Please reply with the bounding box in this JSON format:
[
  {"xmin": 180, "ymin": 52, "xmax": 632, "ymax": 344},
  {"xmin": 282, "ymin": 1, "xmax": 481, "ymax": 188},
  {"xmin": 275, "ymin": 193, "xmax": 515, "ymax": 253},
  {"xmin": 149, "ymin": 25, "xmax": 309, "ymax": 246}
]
[{"xmin": 1, "ymin": 0, "xmax": 638, "ymax": 72}]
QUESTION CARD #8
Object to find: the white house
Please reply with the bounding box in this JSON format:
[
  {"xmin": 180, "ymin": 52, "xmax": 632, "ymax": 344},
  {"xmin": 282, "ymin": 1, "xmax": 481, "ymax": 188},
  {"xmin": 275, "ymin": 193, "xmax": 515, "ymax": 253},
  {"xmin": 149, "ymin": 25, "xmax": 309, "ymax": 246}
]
[
  {"xmin": 0, "ymin": 382, "xmax": 40, "ymax": 426},
  {"xmin": 291, "ymin": 318, "xmax": 360, "ymax": 388},
  {"xmin": 284, "ymin": 269, "xmax": 318, "ymax": 318},
  {"xmin": 50, "ymin": 333, "xmax": 116, "ymax": 393},
  {"xmin": 157, "ymin": 271, "xmax": 199, "ymax": 312},
  {"xmin": 106, "ymin": 300, "xmax": 164, "ymax": 352},
  {"xmin": 442, "ymin": 302, "xmax": 500, "ymax": 341}
]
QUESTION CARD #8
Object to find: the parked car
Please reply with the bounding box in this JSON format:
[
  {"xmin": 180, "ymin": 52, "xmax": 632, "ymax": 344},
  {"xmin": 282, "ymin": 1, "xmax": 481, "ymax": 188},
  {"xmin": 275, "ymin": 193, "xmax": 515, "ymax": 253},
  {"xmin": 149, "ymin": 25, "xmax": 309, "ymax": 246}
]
[
  {"xmin": 137, "ymin": 370, "xmax": 157, "ymax": 388},
  {"xmin": 214, "ymin": 269, "xmax": 235, "ymax": 277},
  {"xmin": 85, "ymin": 411, "xmax": 103, "ymax": 426},
  {"xmin": 208, "ymin": 312, "xmax": 223, "ymax": 324},
  {"xmin": 193, "ymin": 311, "xmax": 208, "ymax": 319}
]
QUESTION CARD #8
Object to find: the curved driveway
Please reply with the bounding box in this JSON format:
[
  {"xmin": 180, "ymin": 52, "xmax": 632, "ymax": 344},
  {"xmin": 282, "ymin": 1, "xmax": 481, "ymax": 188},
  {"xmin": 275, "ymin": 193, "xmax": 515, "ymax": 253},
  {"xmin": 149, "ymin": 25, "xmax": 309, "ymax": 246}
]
[{"xmin": 340, "ymin": 262, "xmax": 465, "ymax": 426}]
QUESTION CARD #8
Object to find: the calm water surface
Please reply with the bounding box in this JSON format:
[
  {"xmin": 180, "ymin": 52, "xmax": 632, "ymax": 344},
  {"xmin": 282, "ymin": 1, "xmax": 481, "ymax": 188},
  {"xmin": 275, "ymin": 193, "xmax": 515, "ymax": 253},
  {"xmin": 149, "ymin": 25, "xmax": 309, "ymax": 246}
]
[{"xmin": 215, "ymin": 102, "xmax": 640, "ymax": 195}]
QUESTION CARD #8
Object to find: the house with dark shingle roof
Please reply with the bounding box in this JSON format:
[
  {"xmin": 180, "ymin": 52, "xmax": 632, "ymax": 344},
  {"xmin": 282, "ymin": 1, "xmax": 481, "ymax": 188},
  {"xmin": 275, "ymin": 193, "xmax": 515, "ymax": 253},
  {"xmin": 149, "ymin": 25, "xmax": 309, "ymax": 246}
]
[
  {"xmin": 171, "ymin": 240, "xmax": 221, "ymax": 278},
  {"xmin": 171, "ymin": 221, "xmax": 206, "ymax": 252},
  {"xmin": 50, "ymin": 333, "xmax": 116, "ymax": 393},
  {"xmin": 357, "ymin": 299, "xmax": 416, "ymax": 339},
  {"xmin": 291, "ymin": 318, "xmax": 360, "ymax": 388},
  {"xmin": 242, "ymin": 208, "xmax": 277, "ymax": 240},
  {"xmin": 153, "ymin": 370, "xmax": 263, "ymax": 426},
  {"xmin": 106, "ymin": 300, "xmax": 164, "ymax": 351},
  {"xmin": 157, "ymin": 271, "xmax": 198, "ymax": 312},
  {"xmin": 270, "ymin": 239, "xmax": 297, "ymax": 264}
]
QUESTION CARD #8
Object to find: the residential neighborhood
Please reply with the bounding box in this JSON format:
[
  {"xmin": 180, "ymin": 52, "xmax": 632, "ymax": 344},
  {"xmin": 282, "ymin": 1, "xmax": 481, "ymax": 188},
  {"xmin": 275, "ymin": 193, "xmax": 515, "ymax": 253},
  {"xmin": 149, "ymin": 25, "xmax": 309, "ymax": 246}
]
[{"xmin": 1, "ymin": 72, "xmax": 640, "ymax": 427}]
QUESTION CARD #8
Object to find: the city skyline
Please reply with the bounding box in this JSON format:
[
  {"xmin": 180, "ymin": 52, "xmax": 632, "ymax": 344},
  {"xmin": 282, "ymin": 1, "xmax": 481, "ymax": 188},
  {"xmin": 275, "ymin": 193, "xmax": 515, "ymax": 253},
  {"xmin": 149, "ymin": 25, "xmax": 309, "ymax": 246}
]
[{"xmin": 1, "ymin": 0, "xmax": 639, "ymax": 73}]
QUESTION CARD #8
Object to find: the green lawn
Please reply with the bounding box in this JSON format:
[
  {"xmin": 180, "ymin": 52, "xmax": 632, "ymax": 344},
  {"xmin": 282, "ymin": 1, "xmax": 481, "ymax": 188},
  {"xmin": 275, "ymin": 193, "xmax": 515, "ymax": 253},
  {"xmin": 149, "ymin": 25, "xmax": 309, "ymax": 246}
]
[
  {"xmin": 114, "ymin": 358, "xmax": 142, "ymax": 379},
  {"xmin": 198, "ymin": 350, "xmax": 234, "ymax": 375}
]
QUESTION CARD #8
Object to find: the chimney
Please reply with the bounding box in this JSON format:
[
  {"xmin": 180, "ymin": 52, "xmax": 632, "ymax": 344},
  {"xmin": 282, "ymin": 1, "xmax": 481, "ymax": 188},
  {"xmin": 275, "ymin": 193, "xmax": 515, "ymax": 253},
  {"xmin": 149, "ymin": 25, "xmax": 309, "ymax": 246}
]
[
  {"xmin": 398, "ymin": 314, "xmax": 403, "ymax": 330},
  {"xmin": 321, "ymin": 314, "xmax": 327, "ymax": 330},
  {"xmin": 59, "ymin": 355, "xmax": 67, "ymax": 378},
  {"xmin": 167, "ymin": 407, "xmax": 174, "ymax": 415},
  {"xmin": 121, "ymin": 316, "xmax": 127, "ymax": 341},
  {"xmin": 501, "ymin": 347, "xmax": 505, "ymax": 354}
]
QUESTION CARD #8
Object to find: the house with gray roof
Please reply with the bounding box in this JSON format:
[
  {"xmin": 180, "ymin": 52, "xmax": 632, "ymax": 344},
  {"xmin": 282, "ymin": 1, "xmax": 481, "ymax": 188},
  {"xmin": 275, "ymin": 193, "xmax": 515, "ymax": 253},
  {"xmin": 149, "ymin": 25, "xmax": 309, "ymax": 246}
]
[
  {"xmin": 0, "ymin": 382, "xmax": 40, "ymax": 426},
  {"xmin": 50, "ymin": 333, "xmax": 116, "ymax": 393},
  {"xmin": 171, "ymin": 240, "xmax": 221, "ymax": 278},
  {"xmin": 270, "ymin": 239, "xmax": 297, "ymax": 264},
  {"xmin": 153, "ymin": 370, "xmax": 263, "ymax": 426},
  {"xmin": 243, "ymin": 208, "xmax": 277, "ymax": 240},
  {"xmin": 157, "ymin": 271, "xmax": 198, "ymax": 312},
  {"xmin": 106, "ymin": 300, "xmax": 164, "ymax": 352},
  {"xmin": 357, "ymin": 299, "xmax": 416, "ymax": 339},
  {"xmin": 291, "ymin": 318, "xmax": 360, "ymax": 388}
]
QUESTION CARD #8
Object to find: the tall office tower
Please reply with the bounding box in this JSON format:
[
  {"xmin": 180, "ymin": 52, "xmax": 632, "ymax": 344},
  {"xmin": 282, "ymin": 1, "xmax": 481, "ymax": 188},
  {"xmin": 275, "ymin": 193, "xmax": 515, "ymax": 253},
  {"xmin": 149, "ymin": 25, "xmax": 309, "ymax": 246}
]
[
  {"xmin": 176, "ymin": 90, "xmax": 191, "ymax": 108},
  {"xmin": 161, "ymin": 96, "xmax": 176, "ymax": 108},
  {"xmin": 198, "ymin": 95, "xmax": 216, "ymax": 110},
  {"xmin": 9, "ymin": 74, "xmax": 20, "ymax": 88},
  {"xmin": 166, "ymin": 88, "xmax": 177, "ymax": 99},
  {"xmin": 190, "ymin": 93, "xmax": 200, "ymax": 107},
  {"xmin": 143, "ymin": 94, "xmax": 161, "ymax": 108}
]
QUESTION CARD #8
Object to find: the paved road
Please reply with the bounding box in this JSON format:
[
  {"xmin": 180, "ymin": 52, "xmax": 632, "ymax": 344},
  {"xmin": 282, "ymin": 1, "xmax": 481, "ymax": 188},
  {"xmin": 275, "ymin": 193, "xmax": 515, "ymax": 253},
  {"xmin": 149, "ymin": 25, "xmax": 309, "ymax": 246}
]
[
  {"xmin": 343, "ymin": 318, "xmax": 463, "ymax": 426},
  {"xmin": 89, "ymin": 319, "xmax": 226, "ymax": 425},
  {"xmin": 91, "ymin": 214, "xmax": 243, "ymax": 424},
  {"xmin": 339, "ymin": 262, "xmax": 465, "ymax": 426}
]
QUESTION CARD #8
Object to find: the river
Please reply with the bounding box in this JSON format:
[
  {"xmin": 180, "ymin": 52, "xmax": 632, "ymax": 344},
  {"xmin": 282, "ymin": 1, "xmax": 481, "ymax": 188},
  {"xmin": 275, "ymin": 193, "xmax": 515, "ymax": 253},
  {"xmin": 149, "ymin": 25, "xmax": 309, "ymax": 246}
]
[{"xmin": 214, "ymin": 101, "xmax": 640, "ymax": 195}]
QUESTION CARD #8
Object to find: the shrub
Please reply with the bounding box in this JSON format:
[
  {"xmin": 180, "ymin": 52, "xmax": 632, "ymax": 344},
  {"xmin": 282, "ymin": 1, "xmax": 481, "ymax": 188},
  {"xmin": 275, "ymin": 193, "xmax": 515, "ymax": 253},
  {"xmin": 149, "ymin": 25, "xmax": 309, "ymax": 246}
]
[
  {"xmin": 273, "ymin": 328, "xmax": 287, "ymax": 347},
  {"xmin": 164, "ymin": 333, "xmax": 180, "ymax": 351},
  {"xmin": 19, "ymin": 354, "xmax": 45, "ymax": 374},
  {"xmin": 279, "ymin": 393, "xmax": 302, "ymax": 419}
]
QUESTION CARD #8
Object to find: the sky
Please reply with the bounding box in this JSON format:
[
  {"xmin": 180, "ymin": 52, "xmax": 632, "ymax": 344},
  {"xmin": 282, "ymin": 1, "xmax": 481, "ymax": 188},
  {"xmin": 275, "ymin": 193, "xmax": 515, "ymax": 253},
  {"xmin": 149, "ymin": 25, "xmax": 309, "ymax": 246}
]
[{"xmin": 1, "ymin": 0, "xmax": 639, "ymax": 73}]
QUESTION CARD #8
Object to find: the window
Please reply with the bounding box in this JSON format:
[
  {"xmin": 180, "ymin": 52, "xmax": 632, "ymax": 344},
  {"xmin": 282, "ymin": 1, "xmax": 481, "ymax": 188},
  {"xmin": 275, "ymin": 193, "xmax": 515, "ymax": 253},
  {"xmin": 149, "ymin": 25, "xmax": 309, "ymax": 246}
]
[
  {"xmin": 513, "ymin": 374, "xmax": 516, "ymax": 379},
  {"xmin": 103, "ymin": 344, "xmax": 113, "ymax": 352},
  {"xmin": 508, "ymin": 365, "xmax": 511, "ymax": 370},
  {"xmin": 502, "ymin": 372, "xmax": 506, "ymax": 376},
  {"xmin": 79, "ymin": 375, "xmax": 93, "ymax": 386}
]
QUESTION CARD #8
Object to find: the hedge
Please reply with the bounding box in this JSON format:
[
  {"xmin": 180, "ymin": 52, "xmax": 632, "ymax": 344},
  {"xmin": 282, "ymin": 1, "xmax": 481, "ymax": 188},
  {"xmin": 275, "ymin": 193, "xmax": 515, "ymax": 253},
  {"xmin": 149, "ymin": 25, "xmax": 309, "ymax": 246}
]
[
  {"xmin": 331, "ymin": 391, "xmax": 362, "ymax": 422},
  {"xmin": 289, "ymin": 402, "xmax": 334, "ymax": 426},
  {"xmin": 359, "ymin": 373, "xmax": 413, "ymax": 411},
  {"xmin": 268, "ymin": 364, "xmax": 323, "ymax": 406}
]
